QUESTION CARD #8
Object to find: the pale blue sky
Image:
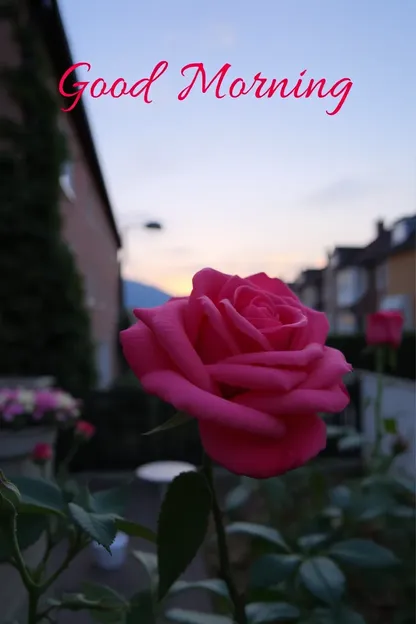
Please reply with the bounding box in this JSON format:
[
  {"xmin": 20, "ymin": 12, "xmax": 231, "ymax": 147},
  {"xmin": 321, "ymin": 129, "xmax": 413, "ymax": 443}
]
[{"xmin": 58, "ymin": 0, "xmax": 415, "ymax": 295}]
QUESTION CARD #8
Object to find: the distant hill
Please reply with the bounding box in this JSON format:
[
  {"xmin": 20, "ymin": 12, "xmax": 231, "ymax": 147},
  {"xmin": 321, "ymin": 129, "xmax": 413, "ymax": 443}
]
[{"xmin": 123, "ymin": 280, "xmax": 172, "ymax": 310}]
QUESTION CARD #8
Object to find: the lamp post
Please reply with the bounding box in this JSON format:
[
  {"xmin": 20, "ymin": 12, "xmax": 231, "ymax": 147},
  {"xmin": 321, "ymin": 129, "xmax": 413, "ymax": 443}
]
[{"xmin": 120, "ymin": 219, "xmax": 164, "ymax": 265}]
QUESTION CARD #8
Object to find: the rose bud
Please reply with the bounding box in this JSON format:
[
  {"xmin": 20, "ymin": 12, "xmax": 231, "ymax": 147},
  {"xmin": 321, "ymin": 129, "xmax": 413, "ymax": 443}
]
[
  {"xmin": 32, "ymin": 443, "xmax": 53, "ymax": 464},
  {"xmin": 75, "ymin": 420, "xmax": 96, "ymax": 440}
]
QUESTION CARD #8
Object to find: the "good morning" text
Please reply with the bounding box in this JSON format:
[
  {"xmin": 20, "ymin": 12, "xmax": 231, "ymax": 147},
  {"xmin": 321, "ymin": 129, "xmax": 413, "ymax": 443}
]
[{"xmin": 58, "ymin": 61, "xmax": 352, "ymax": 116}]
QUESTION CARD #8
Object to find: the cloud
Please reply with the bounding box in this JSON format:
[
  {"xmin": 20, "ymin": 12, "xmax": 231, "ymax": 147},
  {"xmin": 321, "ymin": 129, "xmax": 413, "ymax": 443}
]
[{"xmin": 302, "ymin": 178, "xmax": 376, "ymax": 207}]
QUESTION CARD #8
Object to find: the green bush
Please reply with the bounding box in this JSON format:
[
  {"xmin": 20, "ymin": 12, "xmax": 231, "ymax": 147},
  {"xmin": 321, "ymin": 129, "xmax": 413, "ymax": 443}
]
[{"xmin": 327, "ymin": 333, "xmax": 416, "ymax": 380}]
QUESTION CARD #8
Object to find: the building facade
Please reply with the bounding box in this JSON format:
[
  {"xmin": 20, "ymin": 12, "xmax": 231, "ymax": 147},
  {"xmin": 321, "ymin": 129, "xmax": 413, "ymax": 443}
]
[{"xmin": 0, "ymin": 0, "xmax": 122, "ymax": 387}]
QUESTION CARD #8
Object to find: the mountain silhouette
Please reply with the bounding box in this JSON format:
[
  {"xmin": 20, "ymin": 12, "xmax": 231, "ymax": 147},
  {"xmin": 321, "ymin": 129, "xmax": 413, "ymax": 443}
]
[{"xmin": 123, "ymin": 280, "xmax": 172, "ymax": 310}]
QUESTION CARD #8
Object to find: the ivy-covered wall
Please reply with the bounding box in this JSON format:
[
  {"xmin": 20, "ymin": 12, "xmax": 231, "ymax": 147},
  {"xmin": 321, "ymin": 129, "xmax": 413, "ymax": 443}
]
[{"xmin": 0, "ymin": 1, "xmax": 96, "ymax": 396}]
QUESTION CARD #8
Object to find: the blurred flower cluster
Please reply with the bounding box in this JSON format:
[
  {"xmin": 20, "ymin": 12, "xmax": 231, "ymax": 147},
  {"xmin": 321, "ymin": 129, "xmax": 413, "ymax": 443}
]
[{"xmin": 0, "ymin": 387, "xmax": 81, "ymax": 429}]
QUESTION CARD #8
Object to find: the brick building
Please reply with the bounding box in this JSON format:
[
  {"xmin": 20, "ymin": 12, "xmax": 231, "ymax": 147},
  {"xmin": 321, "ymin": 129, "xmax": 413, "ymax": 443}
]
[{"xmin": 0, "ymin": 0, "xmax": 122, "ymax": 387}]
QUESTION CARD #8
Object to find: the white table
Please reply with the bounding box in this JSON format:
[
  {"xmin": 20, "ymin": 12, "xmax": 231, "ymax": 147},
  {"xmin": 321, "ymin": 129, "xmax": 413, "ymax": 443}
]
[{"xmin": 135, "ymin": 460, "xmax": 197, "ymax": 502}]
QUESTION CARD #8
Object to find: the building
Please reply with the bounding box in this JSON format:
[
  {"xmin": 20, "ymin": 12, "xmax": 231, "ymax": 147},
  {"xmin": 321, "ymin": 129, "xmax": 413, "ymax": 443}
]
[
  {"xmin": 382, "ymin": 215, "xmax": 416, "ymax": 329},
  {"xmin": 0, "ymin": 0, "xmax": 123, "ymax": 387},
  {"xmin": 322, "ymin": 220, "xmax": 392, "ymax": 334},
  {"xmin": 293, "ymin": 269, "xmax": 324, "ymax": 311}
]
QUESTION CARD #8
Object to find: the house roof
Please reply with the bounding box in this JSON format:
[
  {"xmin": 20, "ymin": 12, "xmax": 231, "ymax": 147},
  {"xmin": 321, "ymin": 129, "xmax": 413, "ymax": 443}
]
[
  {"xmin": 297, "ymin": 268, "xmax": 323, "ymax": 287},
  {"xmin": 332, "ymin": 246, "xmax": 363, "ymax": 269},
  {"xmin": 353, "ymin": 228, "xmax": 391, "ymax": 266},
  {"xmin": 388, "ymin": 215, "xmax": 416, "ymax": 256},
  {"xmin": 30, "ymin": 0, "xmax": 122, "ymax": 249}
]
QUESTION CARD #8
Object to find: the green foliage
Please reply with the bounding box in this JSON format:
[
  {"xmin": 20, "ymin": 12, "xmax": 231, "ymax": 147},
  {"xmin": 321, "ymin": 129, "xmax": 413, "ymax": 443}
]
[
  {"xmin": 0, "ymin": 3, "xmax": 96, "ymax": 395},
  {"xmin": 157, "ymin": 471, "xmax": 212, "ymax": 600},
  {"xmin": 225, "ymin": 522, "xmax": 290, "ymax": 552}
]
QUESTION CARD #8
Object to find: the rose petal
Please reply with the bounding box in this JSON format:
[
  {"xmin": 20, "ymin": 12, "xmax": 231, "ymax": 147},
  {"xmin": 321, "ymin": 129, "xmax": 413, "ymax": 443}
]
[
  {"xmin": 134, "ymin": 299, "xmax": 213, "ymax": 392},
  {"xmin": 206, "ymin": 363, "xmax": 307, "ymax": 392},
  {"xmin": 220, "ymin": 299, "xmax": 272, "ymax": 351},
  {"xmin": 299, "ymin": 347, "xmax": 352, "ymax": 389},
  {"xmin": 234, "ymin": 383, "xmax": 350, "ymax": 415},
  {"xmin": 219, "ymin": 343, "xmax": 324, "ymax": 367},
  {"xmin": 120, "ymin": 323, "xmax": 174, "ymax": 378},
  {"xmin": 191, "ymin": 268, "xmax": 232, "ymax": 301},
  {"xmin": 247, "ymin": 273, "xmax": 299, "ymax": 300},
  {"xmin": 139, "ymin": 369, "xmax": 286, "ymax": 437},
  {"xmin": 199, "ymin": 413, "xmax": 326, "ymax": 478}
]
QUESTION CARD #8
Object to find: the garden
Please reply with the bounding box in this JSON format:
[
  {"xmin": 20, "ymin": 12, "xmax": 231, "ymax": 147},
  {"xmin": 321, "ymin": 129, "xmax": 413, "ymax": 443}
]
[{"xmin": 0, "ymin": 279, "xmax": 414, "ymax": 624}]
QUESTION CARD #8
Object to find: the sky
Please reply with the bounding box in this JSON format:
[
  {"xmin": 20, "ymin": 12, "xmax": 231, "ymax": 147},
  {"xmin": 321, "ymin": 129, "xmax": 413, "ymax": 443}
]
[{"xmin": 58, "ymin": 0, "xmax": 415, "ymax": 296}]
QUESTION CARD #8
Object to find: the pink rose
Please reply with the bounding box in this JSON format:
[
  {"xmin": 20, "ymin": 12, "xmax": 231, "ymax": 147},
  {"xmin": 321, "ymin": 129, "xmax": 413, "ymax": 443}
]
[
  {"xmin": 32, "ymin": 443, "xmax": 53, "ymax": 463},
  {"xmin": 121, "ymin": 269, "xmax": 352, "ymax": 478},
  {"xmin": 75, "ymin": 420, "xmax": 96, "ymax": 440},
  {"xmin": 366, "ymin": 310, "xmax": 404, "ymax": 349}
]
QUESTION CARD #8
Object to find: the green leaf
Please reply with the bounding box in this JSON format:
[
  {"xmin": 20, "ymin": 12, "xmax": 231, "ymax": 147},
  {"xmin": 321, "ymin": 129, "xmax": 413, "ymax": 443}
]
[
  {"xmin": 132, "ymin": 550, "xmax": 159, "ymax": 591},
  {"xmin": 157, "ymin": 471, "xmax": 212, "ymax": 600},
  {"xmin": 329, "ymin": 539, "xmax": 399, "ymax": 568},
  {"xmin": 126, "ymin": 590, "xmax": 156, "ymax": 624},
  {"xmin": 0, "ymin": 513, "xmax": 47, "ymax": 562},
  {"xmin": 224, "ymin": 483, "xmax": 253, "ymax": 512},
  {"xmin": 170, "ymin": 579, "xmax": 230, "ymax": 600},
  {"xmin": 338, "ymin": 434, "xmax": 365, "ymax": 451},
  {"xmin": 143, "ymin": 411, "xmax": 193, "ymax": 435},
  {"xmin": 330, "ymin": 485, "xmax": 351, "ymax": 510},
  {"xmin": 250, "ymin": 554, "xmax": 302, "ymax": 588},
  {"xmin": 225, "ymin": 522, "xmax": 290, "ymax": 552},
  {"xmin": 68, "ymin": 503, "xmax": 117, "ymax": 552},
  {"xmin": 81, "ymin": 583, "xmax": 127, "ymax": 623},
  {"xmin": 11, "ymin": 477, "xmax": 65, "ymax": 516},
  {"xmin": 246, "ymin": 602, "xmax": 300, "ymax": 622},
  {"xmin": 165, "ymin": 609, "xmax": 233, "ymax": 624},
  {"xmin": 298, "ymin": 534, "xmax": 328, "ymax": 551},
  {"xmin": 389, "ymin": 505, "xmax": 415, "ymax": 518},
  {"xmin": 299, "ymin": 557, "xmax": 345, "ymax": 604},
  {"xmin": 114, "ymin": 518, "xmax": 156, "ymax": 543},
  {"xmin": 308, "ymin": 606, "xmax": 366, "ymax": 624},
  {"xmin": 91, "ymin": 484, "xmax": 131, "ymax": 517},
  {"xmin": 383, "ymin": 417, "xmax": 397, "ymax": 434}
]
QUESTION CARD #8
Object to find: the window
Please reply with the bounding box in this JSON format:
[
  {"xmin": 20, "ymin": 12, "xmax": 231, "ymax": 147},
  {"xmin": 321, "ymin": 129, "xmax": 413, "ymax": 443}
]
[
  {"xmin": 336, "ymin": 269, "xmax": 355, "ymax": 306},
  {"xmin": 391, "ymin": 221, "xmax": 407, "ymax": 246},
  {"xmin": 336, "ymin": 311, "xmax": 357, "ymax": 335},
  {"xmin": 59, "ymin": 161, "xmax": 76, "ymax": 201}
]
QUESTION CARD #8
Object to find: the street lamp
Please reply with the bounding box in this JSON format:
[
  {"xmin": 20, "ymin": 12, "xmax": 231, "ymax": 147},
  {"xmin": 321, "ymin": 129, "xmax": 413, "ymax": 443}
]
[{"xmin": 120, "ymin": 219, "xmax": 164, "ymax": 265}]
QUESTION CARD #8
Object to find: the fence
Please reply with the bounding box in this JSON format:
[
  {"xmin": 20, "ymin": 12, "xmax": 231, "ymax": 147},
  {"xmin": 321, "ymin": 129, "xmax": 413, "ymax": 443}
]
[{"xmin": 55, "ymin": 387, "xmax": 203, "ymax": 471}]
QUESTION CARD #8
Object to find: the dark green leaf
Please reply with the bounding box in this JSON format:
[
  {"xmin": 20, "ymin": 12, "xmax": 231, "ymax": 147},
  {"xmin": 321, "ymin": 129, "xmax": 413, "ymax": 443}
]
[
  {"xmin": 114, "ymin": 518, "xmax": 156, "ymax": 543},
  {"xmin": 389, "ymin": 505, "xmax": 415, "ymax": 518},
  {"xmin": 11, "ymin": 477, "xmax": 65, "ymax": 516},
  {"xmin": 298, "ymin": 534, "xmax": 328, "ymax": 551},
  {"xmin": 92, "ymin": 484, "xmax": 131, "ymax": 517},
  {"xmin": 224, "ymin": 484, "xmax": 253, "ymax": 512},
  {"xmin": 68, "ymin": 503, "xmax": 117, "ymax": 552},
  {"xmin": 144, "ymin": 411, "xmax": 193, "ymax": 435},
  {"xmin": 330, "ymin": 486, "xmax": 351, "ymax": 510},
  {"xmin": 0, "ymin": 513, "xmax": 47, "ymax": 562},
  {"xmin": 250, "ymin": 554, "xmax": 302, "ymax": 588},
  {"xmin": 225, "ymin": 522, "xmax": 290, "ymax": 552},
  {"xmin": 132, "ymin": 550, "xmax": 158, "ymax": 591},
  {"xmin": 383, "ymin": 418, "xmax": 397, "ymax": 434},
  {"xmin": 157, "ymin": 471, "xmax": 212, "ymax": 600},
  {"xmin": 81, "ymin": 583, "xmax": 127, "ymax": 623},
  {"xmin": 329, "ymin": 539, "xmax": 399, "ymax": 568},
  {"xmin": 170, "ymin": 579, "xmax": 229, "ymax": 600},
  {"xmin": 338, "ymin": 434, "xmax": 365, "ymax": 451},
  {"xmin": 299, "ymin": 557, "xmax": 345, "ymax": 604},
  {"xmin": 126, "ymin": 590, "xmax": 156, "ymax": 624},
  {"xmin": 246, "ymin": 602, "xmax": 300, "ymax": 622},
  {"xmin": 165, "ymin": 610, "xmax": 233, "ymax": 624},
  {"xmin": 308, "ymin": 606, "xmax": 366, "ymax": 624}
]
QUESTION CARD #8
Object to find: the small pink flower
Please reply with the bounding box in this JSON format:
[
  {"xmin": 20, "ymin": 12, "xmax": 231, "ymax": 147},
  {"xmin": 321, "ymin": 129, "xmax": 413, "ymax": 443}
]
[
  {"xmin": 32, "ymin": 443, "xmax": 53, "ymax": 464},
  {"xmin": 75, "ymin": 420, "xmax": 96, "ymax": 440}
]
